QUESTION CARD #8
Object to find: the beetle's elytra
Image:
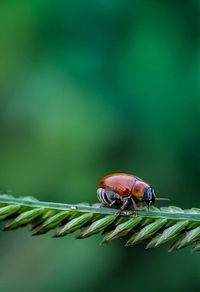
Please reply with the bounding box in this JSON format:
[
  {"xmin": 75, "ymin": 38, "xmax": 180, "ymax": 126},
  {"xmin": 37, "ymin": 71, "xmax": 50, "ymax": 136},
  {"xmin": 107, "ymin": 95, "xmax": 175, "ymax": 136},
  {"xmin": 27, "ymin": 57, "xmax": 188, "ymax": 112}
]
[{"xmin": 97, "ymin": 173, "xmax": 156, "ymax": 211}]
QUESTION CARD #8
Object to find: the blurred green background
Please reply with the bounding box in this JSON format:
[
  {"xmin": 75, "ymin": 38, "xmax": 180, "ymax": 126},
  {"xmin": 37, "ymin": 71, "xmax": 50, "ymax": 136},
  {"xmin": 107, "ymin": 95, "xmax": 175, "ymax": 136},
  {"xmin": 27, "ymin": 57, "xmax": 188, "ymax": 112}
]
[{"xmin": 0, "ymin": 0, "xmax": 200, "ymax": 291}]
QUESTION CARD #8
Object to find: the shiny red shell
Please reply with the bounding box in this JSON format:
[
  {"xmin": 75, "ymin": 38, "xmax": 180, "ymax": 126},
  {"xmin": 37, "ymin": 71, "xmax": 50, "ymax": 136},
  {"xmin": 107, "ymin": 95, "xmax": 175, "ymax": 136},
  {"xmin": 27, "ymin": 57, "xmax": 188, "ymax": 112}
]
[{"xmin": 99, "ymin": 173, "xmax": 150, "ymax": 201}]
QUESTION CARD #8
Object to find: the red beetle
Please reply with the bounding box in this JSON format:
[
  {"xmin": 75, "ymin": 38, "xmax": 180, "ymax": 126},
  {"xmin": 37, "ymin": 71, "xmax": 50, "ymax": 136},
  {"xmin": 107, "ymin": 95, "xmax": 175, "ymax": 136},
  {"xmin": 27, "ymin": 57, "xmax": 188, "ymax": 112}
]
[{"xmin": 97, "ymin": 173, "xmax": 156, "ymax": 211}]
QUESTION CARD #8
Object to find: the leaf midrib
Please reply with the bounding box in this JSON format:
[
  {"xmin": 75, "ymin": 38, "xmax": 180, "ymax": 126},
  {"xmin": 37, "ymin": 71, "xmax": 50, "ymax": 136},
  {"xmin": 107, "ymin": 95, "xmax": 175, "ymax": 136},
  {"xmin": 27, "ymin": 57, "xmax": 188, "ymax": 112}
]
[{"xmin": 0, "ymin": 196, "xmax": 199, "ymax": 221}]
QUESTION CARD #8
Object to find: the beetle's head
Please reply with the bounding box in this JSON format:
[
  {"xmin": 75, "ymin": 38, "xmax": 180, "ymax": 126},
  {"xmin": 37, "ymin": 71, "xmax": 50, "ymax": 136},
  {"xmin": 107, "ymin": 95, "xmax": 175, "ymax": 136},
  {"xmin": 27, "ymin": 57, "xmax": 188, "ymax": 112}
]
[{"xmin": 144, "ymin": 187, "xmax": 156, "ymax": 209}]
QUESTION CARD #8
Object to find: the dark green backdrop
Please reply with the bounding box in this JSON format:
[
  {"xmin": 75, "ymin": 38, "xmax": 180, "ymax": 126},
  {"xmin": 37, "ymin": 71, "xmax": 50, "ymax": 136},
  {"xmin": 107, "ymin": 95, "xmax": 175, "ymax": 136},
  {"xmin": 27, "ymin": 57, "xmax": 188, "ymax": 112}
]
[{"xmin": 0, "ymin": 1, "xmax": 200, "ymax": 291}]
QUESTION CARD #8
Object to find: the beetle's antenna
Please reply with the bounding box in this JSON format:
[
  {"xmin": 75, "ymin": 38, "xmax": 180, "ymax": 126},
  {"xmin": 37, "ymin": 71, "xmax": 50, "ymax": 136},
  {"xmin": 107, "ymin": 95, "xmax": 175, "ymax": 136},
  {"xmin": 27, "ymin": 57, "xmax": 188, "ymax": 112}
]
[{"xmin": 155, "ymin": 197, "xmax": 170, "ymax": 201}]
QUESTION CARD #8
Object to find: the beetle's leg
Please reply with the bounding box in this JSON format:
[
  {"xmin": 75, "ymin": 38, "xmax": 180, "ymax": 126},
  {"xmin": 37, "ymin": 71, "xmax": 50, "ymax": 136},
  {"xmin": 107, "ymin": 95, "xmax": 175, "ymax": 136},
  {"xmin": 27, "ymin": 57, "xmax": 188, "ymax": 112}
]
[
  {"xmin": 100, "ymin": 199, "xmax": 117, "ymax": 208},
  {"xmin": 115, "ymin": 197, "xmax": 130, "ymax": 216},
  {"xmin": 109, "ymin": 200, "xmax": 117, "ymax": 208},
  {"xmin": 130, "ymin": 196, "xmax": 138, "ymax": 215},
  {"xmin": 100, "ymin": 203, "xmax": 107, "ymax": 208},
  {"xmin": 120, "ymin": 199, "xmax": 130, "ymax": 210},
  {"xmin": 130, "ymin": 197, "xmax": 137, "ymax": 211}
]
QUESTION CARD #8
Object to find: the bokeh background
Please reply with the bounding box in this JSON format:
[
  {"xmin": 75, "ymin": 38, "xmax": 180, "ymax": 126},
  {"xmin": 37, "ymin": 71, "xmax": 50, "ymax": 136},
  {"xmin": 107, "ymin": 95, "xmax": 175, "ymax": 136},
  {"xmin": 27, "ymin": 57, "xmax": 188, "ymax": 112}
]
[{"xmin": 0, "ymin": 1, "xmax": 200, "ymax": 291}]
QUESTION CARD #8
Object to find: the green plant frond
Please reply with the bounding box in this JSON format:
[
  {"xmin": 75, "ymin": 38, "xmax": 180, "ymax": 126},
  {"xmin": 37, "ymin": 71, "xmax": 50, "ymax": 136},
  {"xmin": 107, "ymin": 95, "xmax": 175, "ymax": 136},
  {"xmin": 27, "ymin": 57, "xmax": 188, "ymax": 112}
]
[{"xmin": 0, "ymin": 195, "xmax": 200, "ymax": 252}]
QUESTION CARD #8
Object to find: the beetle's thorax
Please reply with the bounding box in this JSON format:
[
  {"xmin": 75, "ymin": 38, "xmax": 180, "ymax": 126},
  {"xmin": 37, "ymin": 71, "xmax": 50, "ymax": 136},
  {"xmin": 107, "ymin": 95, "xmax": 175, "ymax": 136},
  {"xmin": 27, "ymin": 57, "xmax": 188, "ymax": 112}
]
[{"xmin": 131, "ymin": 180, "xmax": 150, "ymax": 201}]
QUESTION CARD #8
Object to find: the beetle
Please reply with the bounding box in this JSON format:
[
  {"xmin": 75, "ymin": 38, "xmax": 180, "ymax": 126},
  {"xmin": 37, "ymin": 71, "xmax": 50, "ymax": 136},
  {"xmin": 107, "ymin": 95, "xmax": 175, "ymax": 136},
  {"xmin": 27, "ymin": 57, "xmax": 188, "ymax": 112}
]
[{"xmin": 97, "ymin": 173, "xmax": 156, "ymax": 211}]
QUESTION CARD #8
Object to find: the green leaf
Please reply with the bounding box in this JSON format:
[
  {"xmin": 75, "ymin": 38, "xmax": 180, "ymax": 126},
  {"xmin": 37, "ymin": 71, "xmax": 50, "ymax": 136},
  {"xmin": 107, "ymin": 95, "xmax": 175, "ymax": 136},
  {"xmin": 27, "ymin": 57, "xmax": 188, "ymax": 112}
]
[
  {"xmin": 102, "ymin": 216, "xmax": 142, "ymax": 243},
  {"xmin": 176, "ymin": 226, "xmax": 200, "ymax": 249},
  {"xmin": 56, "ymin": 213, "xmax": 94, "ymax": 236},
  {"xmin": 168, "ymin": 235, "xmax": 185, "ymax": 252},
  {"xmin": 5, "ymin": 208, "xmax": 45, "ymax": 230},
  {"xmin": 192, "ymin": 241, "xmax": 200, "ymax": 252},
  {"xmin": 77, "ymin": 215, "xmax": 116, "ymax": 238},
  {"xmin": 0, "ymin": 205, "xmax": 21, "ymax": 220},
  {"xmin": 146, "ymin": 234, "xmax": 162, "ymax": 249},
  {"xmin": 33, "ymin": 210, "xmax": 72, "ymax": 235},
  {"xmin": 160, "ymin": 206, "xmax": 184, "ymax": 213},
  {"xmin": 31, "ymin": 209, "xmax": 58, "ymax": 230},
  {"xmin": 155, "ymin": 221, "xmax": 189, "ymax": 246},
  {"xmin": 126, "ymin": 218, "xmax": 167, "ymax": 246}
]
